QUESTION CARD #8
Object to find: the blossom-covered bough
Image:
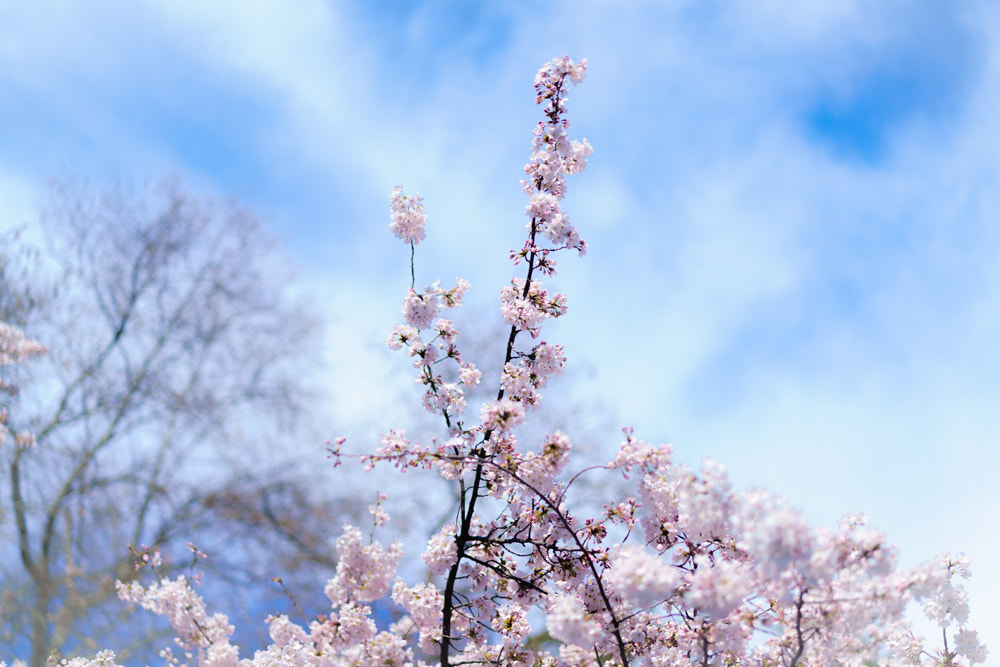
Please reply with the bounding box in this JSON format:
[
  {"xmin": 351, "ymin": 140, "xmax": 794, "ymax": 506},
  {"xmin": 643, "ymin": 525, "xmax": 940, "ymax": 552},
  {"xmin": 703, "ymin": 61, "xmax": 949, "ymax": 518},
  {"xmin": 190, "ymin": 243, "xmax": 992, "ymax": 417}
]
[{"xmin": 12, "ymin": 56, "xmax": 985, "ymax": 667}]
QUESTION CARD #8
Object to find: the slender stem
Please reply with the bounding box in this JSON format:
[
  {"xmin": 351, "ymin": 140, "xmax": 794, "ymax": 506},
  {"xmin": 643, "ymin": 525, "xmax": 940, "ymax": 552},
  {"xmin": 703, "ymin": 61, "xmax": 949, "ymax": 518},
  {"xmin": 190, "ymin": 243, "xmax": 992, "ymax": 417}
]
[{"xmin": 409, "ymin": 241, "xmax": 416, "ymax": 290}]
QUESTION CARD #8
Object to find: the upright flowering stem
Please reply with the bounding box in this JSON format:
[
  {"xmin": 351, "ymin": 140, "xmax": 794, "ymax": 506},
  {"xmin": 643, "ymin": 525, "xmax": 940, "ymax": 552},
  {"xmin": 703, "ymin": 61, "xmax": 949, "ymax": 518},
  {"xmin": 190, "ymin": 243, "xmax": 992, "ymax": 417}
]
[
  {"xmin": 389, "ymin": 186, "xmax": 426, "ymax": 290},
  {"xmin": 430, "ymin": 56, "xmax": 594, "ymax": 667}
]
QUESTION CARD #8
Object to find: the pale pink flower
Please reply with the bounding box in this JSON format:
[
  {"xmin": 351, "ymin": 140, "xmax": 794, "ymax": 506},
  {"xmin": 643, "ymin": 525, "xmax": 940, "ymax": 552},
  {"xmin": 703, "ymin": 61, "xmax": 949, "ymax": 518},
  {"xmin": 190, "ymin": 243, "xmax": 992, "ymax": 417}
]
[
  {"xmin": 392, "ymin": 580, "xmax": 444, "ymax": 655},
  {"xmin": 408, "ymin": 339, "xmax": 437, "ymax": 367},
  {"xmin": 563, "ymin": 138, "xmax": 593, "ymax": 175},
  {"xmin": 423, "ymin": 525, "xmax": 458, "ymax": 576},
  {"xmin": 500, "ymin": 293, "xmax": 544, "ymax": 333},
  {"xmin": 684, "ymin": 555, "xmax": 749, "ymax": 621},
  {"xmin": 55, "ymin": 651, "xmax": 123, "ymax": 667},
  {"xmin": 267, "ymin": 614, "xmax": 308, "ymax": 647},
  {"xmin": 116, "ymin": 576, "xmax": 235, "ymax": 651},
  {"xmin": 515, "ymin": 452, "xmax": 558, "ymax": 496},
  {"xmin": 365, "ymin": 630, "xmax": 412, "ymax": 666},
  {"xmin": 500, "ymin": 361, "xmax": 540, "ymax": 407},
  {"xmin": 422, "ymin": 382, "xmax": 466, "ymax": 416},
  {"xmin": 531, "ymin": 341, "xmax": 565, "ymax": 379},
  {"xmin": 373, "ymin": 430, "xmax": 412, "ymax": 464},
  {"xmin": 955, "ymin": 628, "xmax": 988, "ymax": 663},
  {"xmin": 402, "ymin": 288, "xmax": 439, "ymax": 329},
  {"xmin": 608, "ymin": 430, "xmax": 673, "ymax": 474},
  {"xmin": 546, "ymin": 593, "xmax": 601, "ymax": 648},
  {"xmin": 386, "ymin": 323, "xmax": 419, "ymax": 350},
  {"xmin": 436, "ymin": 278, "xmax": 470, "ymax": 308},
  {"xmin": 527, "ymin": 192, "xmax": 560, "ymax": 221},
  {"xmin": 606, "ymin": 546, "xmax": 680, "ymax": 610},
  {"xmin": 540, "ymin": 430, "xmax": 572, "ymax": 474},
  {"xmin": 369, "ymin": 493, "xmax": 390, "ymax": 526},
  {"xmin": 434, "ymin": 318, "xmax": 458, "ymax": 342},
  {"xmin": 738, "ymin": 490, "xmax": 815, "ymax": 583},
  {"xmin": 480, "ymin": 399, "xmax": 526, "ymax": 434},
  {"xmin": 330, "ymin": 601, "xmax": 378, "ymax": 648},
  {"xmin": 491, "ymin": 604, "xmax": 531, "ymax": 642},
  {"xmin": 324, "ymin": 525, "xmax": 403, "ymax": 605},
  {"xmin": 389, "ymin": 186, "xmax": 426, "ymax": 245},
  {"xmin": 459, "ymin": 362, "xmax": 481, "ymax": 387}
]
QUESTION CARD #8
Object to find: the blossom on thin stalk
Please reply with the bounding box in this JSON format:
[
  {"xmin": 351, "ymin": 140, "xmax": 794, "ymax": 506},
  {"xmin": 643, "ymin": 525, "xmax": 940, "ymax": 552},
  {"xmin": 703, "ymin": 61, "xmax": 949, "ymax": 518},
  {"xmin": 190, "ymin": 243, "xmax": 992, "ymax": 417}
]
[{"xmin": 389, "ymin": 186, "xmax": 426, "ymax": 245}]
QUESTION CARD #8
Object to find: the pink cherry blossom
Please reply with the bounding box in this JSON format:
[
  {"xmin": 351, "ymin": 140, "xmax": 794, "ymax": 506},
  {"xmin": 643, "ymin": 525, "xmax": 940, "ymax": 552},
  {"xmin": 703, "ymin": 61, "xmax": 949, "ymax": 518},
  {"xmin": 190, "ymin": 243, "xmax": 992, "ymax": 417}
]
[
  {"xmin": 389, "ymin": 186, "xmax": 426, "ymax": 245},
  {"xmin": 546, "ymin": 593, "xmax": 602, "ymax": 648}
]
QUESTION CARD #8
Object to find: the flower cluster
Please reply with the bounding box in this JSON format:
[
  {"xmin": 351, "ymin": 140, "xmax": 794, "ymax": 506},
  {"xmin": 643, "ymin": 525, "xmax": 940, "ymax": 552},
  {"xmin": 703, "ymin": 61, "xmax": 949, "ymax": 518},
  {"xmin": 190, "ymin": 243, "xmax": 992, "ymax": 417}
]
[
  {"xmin": 521, "ymin": 56, "xmax": 591, "ymax": 257},
  {"xmin": 56, "ymin": 56, "xmax": 986, "ymax": 667},
  {"xmin": 324, "ymin": 525, "xmax": 403, "ymax": 605},
  {"xmin": 499, "ymin": 278, "xmax": 567, "ymax": 338},
  {"xmin": 387, "ymin": 277, "xmax": 476, "ymax": 426},
  {"xmin": 117, "ymin": 576, "xmax": 235, "ymax": 657},
  {"xmin": 389, "ymin": 186, "xmax": 427, "ymax": 245}
]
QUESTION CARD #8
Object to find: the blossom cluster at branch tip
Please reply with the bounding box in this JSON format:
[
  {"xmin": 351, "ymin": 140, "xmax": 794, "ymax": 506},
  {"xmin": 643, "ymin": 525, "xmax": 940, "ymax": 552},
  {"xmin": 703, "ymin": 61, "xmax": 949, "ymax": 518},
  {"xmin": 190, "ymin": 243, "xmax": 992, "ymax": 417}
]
[
  {"xmin": 389, "ymin": 186, "xmax": 426, "ymax": 245},
  {"xmin": 522, "ymin": 56, "xmax": 592, "ymax": 259}
]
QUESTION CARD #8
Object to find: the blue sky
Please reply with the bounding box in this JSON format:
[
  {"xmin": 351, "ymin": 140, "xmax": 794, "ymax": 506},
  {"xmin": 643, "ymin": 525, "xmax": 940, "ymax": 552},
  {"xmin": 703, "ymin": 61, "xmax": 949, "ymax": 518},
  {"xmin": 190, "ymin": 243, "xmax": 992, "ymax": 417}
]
[{"xmin": 2, "ymin": 0, "xmax": 998, "ymax": 654}]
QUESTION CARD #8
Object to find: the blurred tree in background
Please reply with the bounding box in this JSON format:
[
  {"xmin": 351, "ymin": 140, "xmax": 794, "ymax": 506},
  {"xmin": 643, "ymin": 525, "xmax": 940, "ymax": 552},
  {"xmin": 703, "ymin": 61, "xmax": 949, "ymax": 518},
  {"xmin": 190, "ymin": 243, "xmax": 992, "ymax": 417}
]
[{"xmin": 0, "ymin": 177, "xmax": 345, "ymax": 666}]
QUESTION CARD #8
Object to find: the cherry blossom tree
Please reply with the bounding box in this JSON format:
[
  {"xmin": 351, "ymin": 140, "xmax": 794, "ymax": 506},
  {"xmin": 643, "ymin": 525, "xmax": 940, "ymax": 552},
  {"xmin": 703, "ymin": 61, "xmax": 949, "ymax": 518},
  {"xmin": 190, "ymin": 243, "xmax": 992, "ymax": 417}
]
[{"xmin": 12, "ymin": 56, "xmax": 987, "ymax": 667}]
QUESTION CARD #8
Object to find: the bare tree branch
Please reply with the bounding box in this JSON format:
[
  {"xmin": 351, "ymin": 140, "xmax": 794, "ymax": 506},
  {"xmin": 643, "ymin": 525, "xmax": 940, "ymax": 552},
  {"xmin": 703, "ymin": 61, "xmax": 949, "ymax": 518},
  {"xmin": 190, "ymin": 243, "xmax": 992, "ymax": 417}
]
[{"xmin": 0, "ymin": 175, "xmax": 346, "ymax": 666}]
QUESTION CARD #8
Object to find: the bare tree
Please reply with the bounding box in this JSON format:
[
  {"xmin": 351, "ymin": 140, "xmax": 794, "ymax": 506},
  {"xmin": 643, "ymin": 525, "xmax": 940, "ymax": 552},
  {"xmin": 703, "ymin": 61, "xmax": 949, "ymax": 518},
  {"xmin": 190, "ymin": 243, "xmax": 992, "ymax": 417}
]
[{"xmin": 0, "ymin": 177, "xmax": 346, "ymax": 666}]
